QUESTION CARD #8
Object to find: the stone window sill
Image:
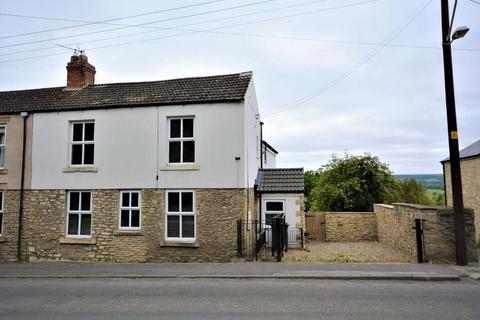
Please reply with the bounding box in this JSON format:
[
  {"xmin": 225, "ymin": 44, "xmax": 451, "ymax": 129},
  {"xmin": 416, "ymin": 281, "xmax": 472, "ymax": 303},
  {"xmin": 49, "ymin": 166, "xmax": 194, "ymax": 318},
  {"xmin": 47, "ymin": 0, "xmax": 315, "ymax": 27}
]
[
  {"xmin": 0, "ymin": 168, "xmax": 8, "ymax": 174},
  {"xmin": 160, "ymin": 240, "xmax": 199, "ymax": 248},
  {"xmin": 63, "ymin": 166, "xmax": 98, "ymax": 173},
  {"xmin": 0, "ymin": 236, "xmax": 6, "ymax": 243},
  {"xmin": 114, "ymin": 230, "xmax": 144, "ymax": 236},
  {"xmin": 160, "ymin": 164, "xmax": 200, "ymax": 171},
  {"xmin": 59, "ymin": 237, "xmax": 97, "ymax": 245}
]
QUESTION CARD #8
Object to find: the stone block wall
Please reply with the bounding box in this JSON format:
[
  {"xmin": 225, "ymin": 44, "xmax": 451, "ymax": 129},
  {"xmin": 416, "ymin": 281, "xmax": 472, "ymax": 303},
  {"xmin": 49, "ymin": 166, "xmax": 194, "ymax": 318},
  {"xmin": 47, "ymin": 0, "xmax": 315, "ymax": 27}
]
[
  {"xmin": 423, "ymin": 207, "xmax": 477, "ymax": 263},
  {"xmin": 374, "ymin": 204, "xmax": 419, "ymax": 260},
  {"xmin": 444, "ymin": 158, "xmax": 480, "ymax": 240},
  {"xmin": 2, "ymin": 188, "xmax": 248, "ymax": 263},
  {"xmin": 324, "ymin": 212, "xmax": 378, "ymax": 242},
  {"xmin": 374, "ymin": 203, "xmax": 478, "ymax": 263},
  {"xmin": 0, "ymin": 190, "xmax": 20, "ymax": 261}
]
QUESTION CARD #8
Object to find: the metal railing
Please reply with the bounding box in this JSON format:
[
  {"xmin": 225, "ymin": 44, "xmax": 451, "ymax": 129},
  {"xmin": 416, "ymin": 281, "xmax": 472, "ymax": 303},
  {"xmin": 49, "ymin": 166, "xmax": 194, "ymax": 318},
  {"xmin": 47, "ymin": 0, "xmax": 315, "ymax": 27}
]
[{"xmin": 237, "ymin": 218, "xmax": 304, "ymax": 262}]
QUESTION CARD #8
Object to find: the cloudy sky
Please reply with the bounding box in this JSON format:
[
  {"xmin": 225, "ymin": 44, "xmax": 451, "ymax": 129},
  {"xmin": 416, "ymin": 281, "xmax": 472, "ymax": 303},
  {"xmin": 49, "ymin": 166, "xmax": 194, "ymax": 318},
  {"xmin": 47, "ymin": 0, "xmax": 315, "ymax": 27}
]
[{"xmin": 0, "ymin": 0, "xmax": 478, "ymax": 174}]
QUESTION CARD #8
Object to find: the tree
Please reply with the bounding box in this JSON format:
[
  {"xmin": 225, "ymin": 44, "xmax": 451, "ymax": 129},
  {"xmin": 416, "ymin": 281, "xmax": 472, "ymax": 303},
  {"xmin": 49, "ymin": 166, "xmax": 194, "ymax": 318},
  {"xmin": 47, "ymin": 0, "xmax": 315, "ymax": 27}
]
[
  {"xmin": 396, "ymin": 179, "xmax": 435, "ymax": 206},
  {"xmin": 309, "ymin": 154, "xmax": 398, "ymax": 212},
  {"xmin": 304, "ymin": 170, "xmax": 320, "ymax": 211}
]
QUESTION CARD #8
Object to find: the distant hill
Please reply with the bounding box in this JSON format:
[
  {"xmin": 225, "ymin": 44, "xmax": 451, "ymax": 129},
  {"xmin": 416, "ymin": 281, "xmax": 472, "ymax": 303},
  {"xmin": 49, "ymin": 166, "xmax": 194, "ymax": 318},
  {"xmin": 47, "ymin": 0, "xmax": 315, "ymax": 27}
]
[{"xmin": 395, "ymin": 174, "xmax": 444, "ymax": 190}]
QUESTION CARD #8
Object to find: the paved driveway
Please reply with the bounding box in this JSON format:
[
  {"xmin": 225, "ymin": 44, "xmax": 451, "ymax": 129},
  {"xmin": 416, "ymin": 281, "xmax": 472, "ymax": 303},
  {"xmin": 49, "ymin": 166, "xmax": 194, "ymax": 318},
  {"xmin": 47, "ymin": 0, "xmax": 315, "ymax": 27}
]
[{"xmin": 285, "ymin": 241, "xmax": 413, "ymax": 263}]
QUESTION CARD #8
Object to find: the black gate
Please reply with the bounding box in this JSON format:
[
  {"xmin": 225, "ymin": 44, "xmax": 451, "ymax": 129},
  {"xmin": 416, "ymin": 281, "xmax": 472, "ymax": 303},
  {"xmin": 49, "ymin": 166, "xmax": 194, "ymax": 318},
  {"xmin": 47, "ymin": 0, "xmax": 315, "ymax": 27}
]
[
  {"xmin": 237, "ymin": 219, "xmax": 267, "ymax": 261},
  {"xmin": 237, "ymin": 215, "xmax": 299, "ymax": 262},
  {"xmin": 271, "ymin": 214, "xmax": 288, "ymax": 262},
  {"xmin": 413, "ymin": 219, "xmax": 426, "ymax": 263}
]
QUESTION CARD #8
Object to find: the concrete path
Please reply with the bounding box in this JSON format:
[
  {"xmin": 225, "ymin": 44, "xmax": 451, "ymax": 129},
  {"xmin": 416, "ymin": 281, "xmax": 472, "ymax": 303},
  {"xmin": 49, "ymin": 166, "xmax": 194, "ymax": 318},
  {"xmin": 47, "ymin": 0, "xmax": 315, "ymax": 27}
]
[{"xmin": 1, "ymin": 262, "xmax": 478, "ymax": 281}]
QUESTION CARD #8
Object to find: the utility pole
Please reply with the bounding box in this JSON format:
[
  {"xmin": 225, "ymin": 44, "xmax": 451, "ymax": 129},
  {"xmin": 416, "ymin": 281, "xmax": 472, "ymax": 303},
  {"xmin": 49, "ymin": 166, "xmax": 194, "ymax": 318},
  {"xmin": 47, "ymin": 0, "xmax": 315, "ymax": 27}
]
[{"xmin": 440, "ymin": 0, "xmax": 467, "ymax": 265}]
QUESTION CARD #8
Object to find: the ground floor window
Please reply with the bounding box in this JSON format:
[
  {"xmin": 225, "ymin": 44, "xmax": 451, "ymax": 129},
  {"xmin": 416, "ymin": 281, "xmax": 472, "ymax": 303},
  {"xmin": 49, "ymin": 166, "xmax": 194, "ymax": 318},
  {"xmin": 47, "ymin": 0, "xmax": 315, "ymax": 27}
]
[
  {"xmin": 0, "ymin": 191, "xmax": 3, "ymax": 235},
  {"xmin": 265, "ymin": 200, "xmax": 284, "ymax": 226},
  {"xmin": 165, "ymin": 191, "xmax": 195, "ymax": 240},
  {"xmin": 119, "ymin": 191, "xmax": 141, "ymax": 230},
  {"xmin": 67, "ymin": 191, "xmax": 92, "ymax": 237}
]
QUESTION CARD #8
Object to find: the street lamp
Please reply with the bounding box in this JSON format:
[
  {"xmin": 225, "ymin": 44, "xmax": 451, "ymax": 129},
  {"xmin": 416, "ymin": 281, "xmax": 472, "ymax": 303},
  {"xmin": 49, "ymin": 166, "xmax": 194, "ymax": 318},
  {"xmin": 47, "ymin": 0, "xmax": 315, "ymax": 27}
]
[
  {"xmin": 451, "ymin": 26, "xmax": 469, "ymax": 40},
  {"xmin": 440, "ymin": 0, "xmax": 469, "ymax": 266}
]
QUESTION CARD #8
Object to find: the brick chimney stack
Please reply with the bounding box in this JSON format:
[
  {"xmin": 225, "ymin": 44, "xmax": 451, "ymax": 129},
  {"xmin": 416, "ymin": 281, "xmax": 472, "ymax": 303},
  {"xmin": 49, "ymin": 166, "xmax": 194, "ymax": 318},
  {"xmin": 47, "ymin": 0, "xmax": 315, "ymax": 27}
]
[{"xmin": 66, "ymin": 54, "xmax": 96, "ymax": 89}]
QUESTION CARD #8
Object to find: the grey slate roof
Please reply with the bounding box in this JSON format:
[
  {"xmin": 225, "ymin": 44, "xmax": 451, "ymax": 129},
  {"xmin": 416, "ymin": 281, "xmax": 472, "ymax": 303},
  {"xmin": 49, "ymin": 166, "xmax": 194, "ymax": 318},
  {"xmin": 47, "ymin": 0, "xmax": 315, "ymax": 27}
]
[
  {"xmin": 0, "ymin": 72, "xmax": 252, "ymax": 114},
  {"xmin": 256, "ymin": 168, "xmax": 304, "ymax": 193},
  {"xmin": 442, "ymin": 139, "xmax": 480, "ymax": 162}
]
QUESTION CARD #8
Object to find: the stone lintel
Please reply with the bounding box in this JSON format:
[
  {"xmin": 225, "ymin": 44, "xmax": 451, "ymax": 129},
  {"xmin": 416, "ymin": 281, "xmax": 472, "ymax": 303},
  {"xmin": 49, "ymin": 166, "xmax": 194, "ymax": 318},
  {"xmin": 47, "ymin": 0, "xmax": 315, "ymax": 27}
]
[
  {"xmin": 63, "ymin": 166, "xmax": 98, "ymax": 173},
  {"xmin": 160, "ymin": 240, "xmax": 199, "ymax": 248},
  {"xmin": 59, "ymin": 237, "xmax": 97, "ymax": 245},
  {"xmin": 159, "ymin": 164, "xmax": 200, "ymax": 171},
  {"xmin": 114, "ymin": 230, "xmax": 144, "ymax": 236}
]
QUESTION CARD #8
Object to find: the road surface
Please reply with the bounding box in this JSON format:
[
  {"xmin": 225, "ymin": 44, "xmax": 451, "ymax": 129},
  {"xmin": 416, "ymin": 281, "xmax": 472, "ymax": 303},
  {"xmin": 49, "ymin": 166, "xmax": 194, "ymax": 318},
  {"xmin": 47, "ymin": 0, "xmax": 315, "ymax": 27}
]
[{"xmin": 0, "ymin": 278, "xmax": 479, "ymax": 319}]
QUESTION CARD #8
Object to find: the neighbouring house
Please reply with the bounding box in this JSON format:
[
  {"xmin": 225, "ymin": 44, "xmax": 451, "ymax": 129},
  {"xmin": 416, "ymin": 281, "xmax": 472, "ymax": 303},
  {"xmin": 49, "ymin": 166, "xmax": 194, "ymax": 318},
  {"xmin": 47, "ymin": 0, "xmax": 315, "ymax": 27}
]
[
  {"xmin": 0, "ymin": 53, "xmax": 303, "ymax": 262},
  {"xmin": 261, "ymin": 140, "xmax": 278, "ymax": 169},
  {"xmin": 441, "ymin": 139, "xmax": 480, "ymax": 240}
]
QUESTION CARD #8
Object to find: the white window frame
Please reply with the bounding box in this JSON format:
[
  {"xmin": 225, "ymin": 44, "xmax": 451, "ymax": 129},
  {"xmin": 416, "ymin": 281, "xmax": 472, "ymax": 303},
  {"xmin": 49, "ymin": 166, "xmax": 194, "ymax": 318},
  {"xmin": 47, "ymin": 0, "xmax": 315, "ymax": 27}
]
[
  {"xmin": 70, "ymin": 121, "xmax": 95, "ymax": 166},
  {"xmin": 264, "ymin": 200, "xmax": 285, "ymax": 226},
  {"xmin": 118, "ymin": 191, "xmax": 142, "ymax": 231},
  {"xmin": 165, "ymin": 190, "xmax": 196, "ymax": 241},
  {"xmin": 66, "ymin": 191, "xmax": 93, "ymax": 238},
  {"xmin": 0, "ymin": 125, "xmax": 6, "ymax": 169},
  {"xmin": 168, "ymin": 117, "xmax": 195, "ymax": 164},
  {"xmin": 0, "ymin": 191, "xmax": 4, "ymax": 236}
]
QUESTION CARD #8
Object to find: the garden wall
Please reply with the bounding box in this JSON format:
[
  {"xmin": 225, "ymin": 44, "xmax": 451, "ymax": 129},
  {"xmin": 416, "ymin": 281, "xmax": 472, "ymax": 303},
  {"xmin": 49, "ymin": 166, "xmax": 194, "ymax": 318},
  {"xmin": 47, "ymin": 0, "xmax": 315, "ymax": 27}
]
[
  {"xmin": 374, "ymin": 203, "xmax": 478, "ymax": 263},
  {"xmin": 324, "ymin": 212, "xmax": 378, "ymax": 242}
]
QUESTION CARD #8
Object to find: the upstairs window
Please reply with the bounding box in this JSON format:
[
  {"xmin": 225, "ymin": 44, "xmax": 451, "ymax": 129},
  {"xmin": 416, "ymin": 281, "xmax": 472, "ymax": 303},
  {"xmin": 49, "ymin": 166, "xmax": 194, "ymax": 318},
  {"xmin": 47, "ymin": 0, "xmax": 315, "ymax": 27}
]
[
  {"xmin": 119, "ymin": 191, "xmax": 141, "ymax": 230},
  {"xmin": 165, "ymin": 191, "xmax": 195, "ymax": 240},
  {"xmin": 0, "ymin": 125, "xmax": 6, "ymax": 168},
  {"xmin": 71, "ymin": 121, "xmax": 94, "ymax": 165},
  {"xmin": 67, "ymin": 191, "xmax": 92, "ymax": 237},
  {"xmin": 168, "ymin": 118, "xmax": 194, "ymax": 163}
]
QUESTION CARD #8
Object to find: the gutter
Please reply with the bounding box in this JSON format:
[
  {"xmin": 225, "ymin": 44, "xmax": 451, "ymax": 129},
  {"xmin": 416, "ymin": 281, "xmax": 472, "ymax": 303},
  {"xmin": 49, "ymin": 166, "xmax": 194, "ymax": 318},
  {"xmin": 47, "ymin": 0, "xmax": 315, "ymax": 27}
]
[{"xmin": 17, "ymin": 111, "xmax": 28, "ymax": 261}]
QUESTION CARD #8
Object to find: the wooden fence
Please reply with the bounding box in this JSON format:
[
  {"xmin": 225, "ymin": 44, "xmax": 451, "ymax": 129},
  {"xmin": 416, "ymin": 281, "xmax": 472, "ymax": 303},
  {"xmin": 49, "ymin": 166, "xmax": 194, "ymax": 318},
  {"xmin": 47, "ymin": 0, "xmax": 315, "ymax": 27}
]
[{"xmin": 305, "ymin": 213, "xmax": 326, "ymax": 241}]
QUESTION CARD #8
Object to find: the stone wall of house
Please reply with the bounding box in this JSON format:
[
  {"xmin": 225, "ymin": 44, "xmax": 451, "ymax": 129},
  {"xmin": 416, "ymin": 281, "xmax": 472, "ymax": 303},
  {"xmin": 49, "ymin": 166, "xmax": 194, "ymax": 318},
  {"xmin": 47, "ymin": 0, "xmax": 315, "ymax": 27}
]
[
  {"xmin": 295, "ymin": 196, "xmax": 306, "ymax": 230},
  {"xmin": 0, "ymin": 190, "xmax": 20, "ymax": 261},
  {"xmin": 324, "ymin": 212, "xmax": 378, "ymax": 242},
  {"xmin": 15, "ymin": 188, "xmax": 247, "ymax": 263},
  {"xmin": 374, "ymin": 203, "xmax": 478, "ymax": 263},
  {"xmin": 444, "ymin": 158, "xmax": 480, "ymax": 240}
]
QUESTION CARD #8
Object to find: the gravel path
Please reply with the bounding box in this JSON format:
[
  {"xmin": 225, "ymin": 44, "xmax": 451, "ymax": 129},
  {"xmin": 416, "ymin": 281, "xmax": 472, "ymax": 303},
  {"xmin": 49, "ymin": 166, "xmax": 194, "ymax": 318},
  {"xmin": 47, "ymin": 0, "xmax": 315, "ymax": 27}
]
[{"xmin": 285, "ymin": 241, "xmax": 414, "ymax": 263}]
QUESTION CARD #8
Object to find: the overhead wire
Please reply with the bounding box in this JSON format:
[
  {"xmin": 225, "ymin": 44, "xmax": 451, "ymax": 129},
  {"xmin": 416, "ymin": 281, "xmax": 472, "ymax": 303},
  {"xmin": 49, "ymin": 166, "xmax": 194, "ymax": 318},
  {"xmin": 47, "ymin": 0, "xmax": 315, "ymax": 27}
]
[
  {"xmin": 0, "ymin": 0, "xmax": 232, "ymax": 39},
  {"xmin": 263, "ymin": 0, "xmax": 434, "ymax": 117},
  {"xmin": 0, "ymin": 0, "xmax": 336, "ymax": 57},
  {"xmin": 0, "ymin": 0, "xmax": 383, "ymax": 63},
  {"xmin": 0, "ymin": 0, "xmax": 278, "ymax": 49}
]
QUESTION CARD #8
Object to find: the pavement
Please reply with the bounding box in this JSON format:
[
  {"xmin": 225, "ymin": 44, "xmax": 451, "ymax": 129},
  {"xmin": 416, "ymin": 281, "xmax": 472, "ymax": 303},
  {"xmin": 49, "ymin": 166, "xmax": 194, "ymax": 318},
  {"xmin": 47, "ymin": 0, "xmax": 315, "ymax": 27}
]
[{"xmin": 1, "ymin": 261, "xmax": 479, "ymax": 281}]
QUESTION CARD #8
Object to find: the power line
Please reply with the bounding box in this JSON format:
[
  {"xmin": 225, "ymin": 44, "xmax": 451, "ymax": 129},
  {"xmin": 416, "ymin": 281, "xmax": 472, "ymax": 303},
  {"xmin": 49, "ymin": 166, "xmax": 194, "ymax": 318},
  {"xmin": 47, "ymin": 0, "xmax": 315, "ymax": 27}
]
[
  {"xmin": 0, "ymin": 0, "xmax": 384, "ymax": 63},
  {"xmin": 1, "ymin": 0, "xmax": 478, "ymax": 59},
  {"xmin": 0, "ymin": 0, "xmax": 232, "ymax": 39},
  {"xmin": 0, "ymin": 0, "xmax": 334, "ymax": 57},
  {"xmin": 469, "ymin": 0, "xmax": 480, "ymax": 5},
  {"xmin": 0, "ymin": 0, "xmax": 277, "ymax": 49},
  {"xmin": 263, "ymin": 0, "xmax": 434, "ymax": 117}
]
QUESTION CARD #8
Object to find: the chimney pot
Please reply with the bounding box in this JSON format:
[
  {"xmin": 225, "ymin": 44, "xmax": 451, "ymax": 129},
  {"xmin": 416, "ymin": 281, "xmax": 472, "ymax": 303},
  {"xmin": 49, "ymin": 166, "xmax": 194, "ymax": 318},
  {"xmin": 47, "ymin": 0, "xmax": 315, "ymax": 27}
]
[{"xmin": 66, "ymin": 54, "xmax": 96, "ymax": 90}]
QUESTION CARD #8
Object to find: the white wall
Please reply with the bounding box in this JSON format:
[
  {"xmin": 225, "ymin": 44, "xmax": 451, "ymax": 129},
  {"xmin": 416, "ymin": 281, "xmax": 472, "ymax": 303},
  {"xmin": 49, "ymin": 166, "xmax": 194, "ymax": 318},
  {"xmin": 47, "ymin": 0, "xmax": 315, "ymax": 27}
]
[
  {"xmin": 262, "ymin": 193, "xmax": 302, "ymax": 229},
  {"xmin": 31, "ymin": 102, "xmax": 251, "ymax": 189},
  {"xmin": 263, "ymin": 148, "xmax": 277, "ymax": 168},
  {"xmin": 244, "ymin": 79, "xmax": 261, "ymax": 188}
]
